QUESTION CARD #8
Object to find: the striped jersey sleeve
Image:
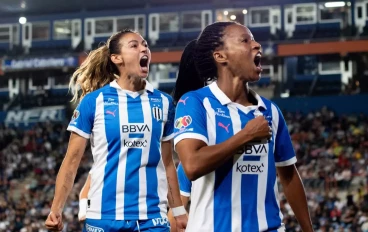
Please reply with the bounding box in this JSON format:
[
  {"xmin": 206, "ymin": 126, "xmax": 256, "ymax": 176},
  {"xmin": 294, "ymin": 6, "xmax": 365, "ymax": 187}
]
[
  {"xmin": 173, "ymin": 92, "xmax": 208, "ymax": 147},
  {"xmin": 67, "ymin": 95, "xmax": 95, "ymax": 139}
]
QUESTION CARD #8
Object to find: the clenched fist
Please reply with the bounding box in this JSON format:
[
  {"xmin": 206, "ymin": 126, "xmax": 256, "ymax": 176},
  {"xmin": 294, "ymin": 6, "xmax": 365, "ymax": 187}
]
[{"xmin": 243, "ymin": 116, "xmax": 272, "ymax": 142}]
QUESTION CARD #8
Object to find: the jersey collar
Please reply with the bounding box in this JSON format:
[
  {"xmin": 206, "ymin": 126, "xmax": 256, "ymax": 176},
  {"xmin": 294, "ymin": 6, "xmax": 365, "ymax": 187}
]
[
  {"xmin": 110, "ymin": 79, "xmax": 154, "ymax": 93},
  {"xmin": 208, "ymin": 82, "xmax": 267, "ymax": 110}
]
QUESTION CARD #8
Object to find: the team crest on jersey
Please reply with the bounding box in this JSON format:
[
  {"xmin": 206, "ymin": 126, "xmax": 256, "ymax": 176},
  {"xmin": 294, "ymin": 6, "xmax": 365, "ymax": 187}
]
[
  {"xmin": 71, "ymin": 110, "xmax": 80, "ymax": 121},
  {"xmin": 152, "ymin": 106, "xmax": 163, "ymax": 121},
  {"xmin": 175, "ymin": 115, "xmax": 192, "ymax": 129}
]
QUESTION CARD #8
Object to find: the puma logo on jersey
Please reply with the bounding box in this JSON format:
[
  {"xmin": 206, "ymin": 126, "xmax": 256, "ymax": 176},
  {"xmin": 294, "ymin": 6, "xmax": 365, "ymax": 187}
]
[
  {"xmin": 218, "ymin": 122, "xmax": 230, "ymax": 133},
  {"xmin": 178, "ymin": 97, "xmax": 189, "ymax": 105},
  {"xmin": 106, "ymin": 109, "xmax": 116, "ymax": 117}
]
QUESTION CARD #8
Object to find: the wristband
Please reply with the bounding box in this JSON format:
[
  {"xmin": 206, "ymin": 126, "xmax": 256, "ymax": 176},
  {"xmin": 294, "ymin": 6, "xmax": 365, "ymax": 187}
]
[
  {"xmin": 172, "ymin": 206, "xmax": 186, "ymax": 217},
  {"xmin": 78, "ymin": 198, "xmax": 88, "ymax": 220}
]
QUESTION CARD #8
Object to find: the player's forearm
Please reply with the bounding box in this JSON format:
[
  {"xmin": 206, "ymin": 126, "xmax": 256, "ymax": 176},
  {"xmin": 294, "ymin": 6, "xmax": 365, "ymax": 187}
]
[
  {"xmin": 165, "ymin": 161, "xmax": 183, "ymax": 208},
  {"xmin": 185, "ymin": 130, "xmax": 253, "ymax": 180},
  {"xmin": 279, "ymin": 166, "xmax": 314, "ymax": 232},
  {"xmin": 51, "ymin": 153, "xmax": 83, "ymax": 214}
]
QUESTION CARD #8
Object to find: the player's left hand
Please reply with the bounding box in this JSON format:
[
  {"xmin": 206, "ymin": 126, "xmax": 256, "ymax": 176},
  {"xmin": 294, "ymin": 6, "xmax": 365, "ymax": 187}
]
[{"xmin": 174, "ymin": 214, "xmax": 187, "ymax": 231}]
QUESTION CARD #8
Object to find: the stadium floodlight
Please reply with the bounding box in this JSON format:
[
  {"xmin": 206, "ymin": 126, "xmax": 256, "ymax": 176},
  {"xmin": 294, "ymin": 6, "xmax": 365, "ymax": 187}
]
[
  {"xmin": 324, "ymin": 1, "xmax": 346, "ymax": 8},
  {"xmin": 19, "ymin": 17, "xmax": 27, "ymax": 24}
]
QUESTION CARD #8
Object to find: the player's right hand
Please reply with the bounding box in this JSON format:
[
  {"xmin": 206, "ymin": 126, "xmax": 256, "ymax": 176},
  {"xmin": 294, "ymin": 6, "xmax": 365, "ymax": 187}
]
[
  {"xmin": 45, "ymin": 211, "xmax": 63, "ymax": 231},
  {"xmin": 243, "ymin": 116, "xmax": 272, "ymax": 141}
]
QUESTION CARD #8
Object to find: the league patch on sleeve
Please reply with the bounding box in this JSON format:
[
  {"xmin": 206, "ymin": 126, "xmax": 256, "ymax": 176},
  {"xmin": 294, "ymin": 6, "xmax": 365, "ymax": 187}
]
[
  {"xmin": 71, "ymin": 109, "xmax": 80, "ymax": 121},
  {"xmin": 174, "ymin": 115, "xmax": 192, "ymax": 129}
]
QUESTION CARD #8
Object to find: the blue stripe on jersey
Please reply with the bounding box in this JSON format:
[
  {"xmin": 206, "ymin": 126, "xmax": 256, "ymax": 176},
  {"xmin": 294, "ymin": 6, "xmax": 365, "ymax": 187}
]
[
  {"xmin": 243, "ymin": 156, "xmax": 261, "ymax": 161},
  {"xmin": 264, "ymin": 103, "xmax": 282, "ymax": 230},
  {"xmin": 213, "ymin": 102, "xmax": 233, "ymax": 232},
  {"xmin": 125, "ymin": 95, "xmax": 144, "ymax": 218},
  {"xmin": 129, "ymin": 134, "xmax": 145, "ymax": 138},
  {"xmin": 240, "ymin": 109, "xmax": 259, "ymax": 232},
  {"xmin": 125, "ymin": 148, "xmax": 142, "ymax": 217},
  {"xmin": 101, "ymin": 91, "xmax": 120, "ymax": 218},
  {"xmin": 146, "ymin": 92, "xmax": 163, "ymax": 218}
]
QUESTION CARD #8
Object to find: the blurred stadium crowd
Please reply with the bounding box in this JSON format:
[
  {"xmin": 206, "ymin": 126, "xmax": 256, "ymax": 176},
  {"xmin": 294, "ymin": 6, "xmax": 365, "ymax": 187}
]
[{"xmin": 0, "ymin": 106, "xmax": 367, "ymax": 232}]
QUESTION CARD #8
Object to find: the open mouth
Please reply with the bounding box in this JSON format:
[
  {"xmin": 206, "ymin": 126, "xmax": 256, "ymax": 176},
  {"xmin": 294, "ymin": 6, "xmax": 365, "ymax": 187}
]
[
  {"xmin": 140, "ymin": 55, "xmax": 149, "ymax": 73},
  {"xmin": 254, "ymin": 53, "xmax": 262, "ymax": 68}
]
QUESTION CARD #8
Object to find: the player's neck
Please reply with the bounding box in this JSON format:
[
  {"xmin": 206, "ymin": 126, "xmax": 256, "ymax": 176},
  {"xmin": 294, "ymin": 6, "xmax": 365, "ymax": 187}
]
[
  {"xmin": 217, "ymin": 75, "xmax": 253, "ymax": 107},
  {"xmin": 116, "ymin": 75, "xmax": 146, "ymax": 92}
]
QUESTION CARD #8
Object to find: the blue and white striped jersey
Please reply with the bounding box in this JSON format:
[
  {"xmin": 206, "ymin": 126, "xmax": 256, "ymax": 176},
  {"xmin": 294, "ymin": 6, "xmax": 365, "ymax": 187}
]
[
  {"xmin": 173, "ymin": 82, "xmax": 296, "ymax": 232},
  {"xmin": 177, "ymin": 163, "xmax": 191, "ymax": 197},
  {"xmin": 67, "ymin": 80, "xmax": 175, "ymax": 220}
]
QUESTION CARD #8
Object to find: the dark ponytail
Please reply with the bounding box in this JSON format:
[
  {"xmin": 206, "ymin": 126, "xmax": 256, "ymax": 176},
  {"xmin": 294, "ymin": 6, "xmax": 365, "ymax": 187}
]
[
  {"xmin": 172, "ymin": 40, "xmax": 204, "ymax": 104},
  {"xmin": 172, "ymin": 21, "xmax": 237, "ymax": 104}
]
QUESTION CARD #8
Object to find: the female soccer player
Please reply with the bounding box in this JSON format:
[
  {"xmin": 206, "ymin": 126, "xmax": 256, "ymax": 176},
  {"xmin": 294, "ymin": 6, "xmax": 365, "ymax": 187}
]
[
  {"xmin": 45, "ymin": 29, "xmax": 187, "ymax": 231},
  {"xmin": 172, "ymin": 22, "xmax": 313, "ymax": 232}
]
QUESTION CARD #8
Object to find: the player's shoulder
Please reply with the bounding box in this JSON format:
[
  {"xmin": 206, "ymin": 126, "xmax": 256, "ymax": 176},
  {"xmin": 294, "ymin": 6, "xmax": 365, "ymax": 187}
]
[
  {"xmin": 81, "ymin": 84, "xmax": 111, "ymax": 103},
  {"xmin": 263, "ymin": 97, "xmax": 281, "ymax": 113},
  {"xmin": 153, "ymin": 89, "xmax": 173, "ymax": 102},
  {"xmin": 258, "ymin": 95, "xmax": 284, "ymax": 119},
  {"xmin": 259, "ymin": 95, "xmax": 273, "ymax": 107},
  {"xmin": 179, "ymin": 86, "xmax": 211, "ymax": 103},
  {"xmin": 252, "ymin": 90, "xmax": 278, "ymax": 111}
]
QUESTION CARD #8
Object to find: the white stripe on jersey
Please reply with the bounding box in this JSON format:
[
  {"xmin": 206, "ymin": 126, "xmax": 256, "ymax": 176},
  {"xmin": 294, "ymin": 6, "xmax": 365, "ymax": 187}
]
[
  {"xmin": 189, "ymin": 174, "xmax": 215, "ymax": 231},
  {"xmin": 186, "ymin": 98, "xmax": 216, "ymax": 232},
  {"xmin": 161, "ymin": 93, "xmax": 171, "ymax": 141},
  {"xmin": 88, "ymin": 93, "xmax": 107, "ymax": 219},
  {"xmin": 138, "ymin": 93, "xmax": 151, "ymax": 219},
  {"xmin": 157, "ymin": 94, "xmax": 170, "ymax": 218},
  {"xmin": 115, "ymin": 91, "xmax": 128, "ymax": 220},
  {"xmin": 204, "ymin": 98, "xmax": 216, "ymax": 153},
  {"xmin": 203, "ymin": 98, "xmax": 216, "ymax": 231},
  {"xmin": 228, "ymin": 104, "xmax": 242, "ymax": 232},
  {"xmin": 271, "ymin": 103, "xmax": 284, "ymax": 221},
  {"xmin": 69, "ymin": 127, "xmax": 90, "ymax": 139},
  {"xmin": 257, "ymin": 142, "xmax": 269, "ymax": 231}
]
